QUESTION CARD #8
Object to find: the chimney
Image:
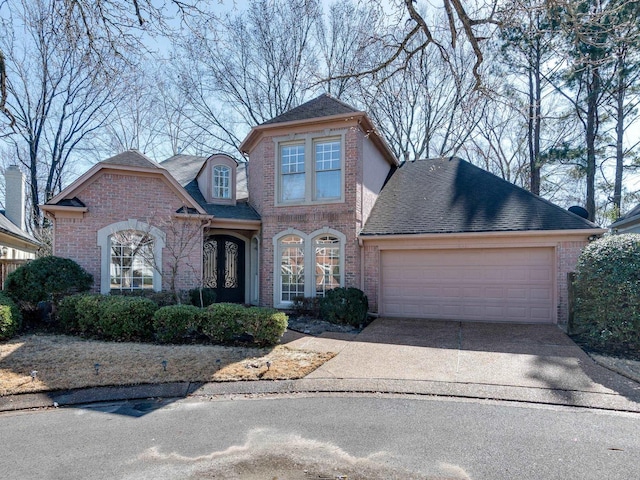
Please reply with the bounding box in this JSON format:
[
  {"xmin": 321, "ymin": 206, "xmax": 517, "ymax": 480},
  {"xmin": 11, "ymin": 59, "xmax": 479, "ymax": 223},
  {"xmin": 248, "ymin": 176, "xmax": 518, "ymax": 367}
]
[{"xmin": 4, "ymin": 165, "xmax": 26, "ymax": 231}]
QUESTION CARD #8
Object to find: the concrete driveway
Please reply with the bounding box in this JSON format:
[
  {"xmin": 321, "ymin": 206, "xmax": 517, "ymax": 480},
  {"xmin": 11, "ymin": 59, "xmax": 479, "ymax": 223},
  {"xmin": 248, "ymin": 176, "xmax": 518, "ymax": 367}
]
[{"xmin": 283, "ymin": 317, "xmax": 640, "ymax": 410}]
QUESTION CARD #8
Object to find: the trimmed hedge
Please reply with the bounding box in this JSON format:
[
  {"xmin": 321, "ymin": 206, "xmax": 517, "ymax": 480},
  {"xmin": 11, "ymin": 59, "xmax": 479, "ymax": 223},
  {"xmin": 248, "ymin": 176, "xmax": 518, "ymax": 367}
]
[
  {"xmin": 4, "ymin": 256, "xmax": 93, "ymax": 308},
  {"xmin": 319, "ymin": 287, "xmax": 368, "ymax": 326},
  {"xmin": 573, "ymin": 234, "xmax": 640, "ymax": 353},
  {"xmin": 200, "ymin": 303, "xmax": 288, "ymax": 346},
  {"xmin": 243, "ymin": 307, "xmax": 289, "ymax": 346},
  {"xmin": 57, "ymin": 295, "xmax": 287, "ymax": 346},
  {"xmin": 153, "ymin": 305, "xmax": 202, "ymax": 343},
  {"xmin": 112, "ymin": 289, "xmax": 183, "ymax": 307},
  {"xmin": 200, "ymin": 303, "xmax": 246, "ymax": 344},
  {"xmin": 0, "ymin": 292, "xmax": 22, "ymax": 340},
  {"xmin": 60, "ymin": 294, "xmax": 158, "ymax": 341}
]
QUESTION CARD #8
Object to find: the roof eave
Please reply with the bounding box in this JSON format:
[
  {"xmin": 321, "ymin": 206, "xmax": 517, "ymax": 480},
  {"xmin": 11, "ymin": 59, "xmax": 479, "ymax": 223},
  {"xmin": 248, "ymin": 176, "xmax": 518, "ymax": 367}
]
[
  {"xmin": 45, "ymin": 163, "xmax": 207, "ymax": 216},
  {"xmin": 359, "ymin": 228, "xmax": 607, "ymax": 243},
  {"xmin": 610, "ymin": 215, "xmax": 640, "ymax": 230}
]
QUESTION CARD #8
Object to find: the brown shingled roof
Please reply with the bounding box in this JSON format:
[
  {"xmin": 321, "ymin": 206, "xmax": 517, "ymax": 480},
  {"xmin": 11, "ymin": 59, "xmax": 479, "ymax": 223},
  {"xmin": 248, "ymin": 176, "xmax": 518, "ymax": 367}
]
[
  {"xmin": 261, "ymin": 93, "xmax": 360, "ymax": 125},
  {"xmin": 101, "ymin": 150, "xmax": 162, "ymax": 169}
]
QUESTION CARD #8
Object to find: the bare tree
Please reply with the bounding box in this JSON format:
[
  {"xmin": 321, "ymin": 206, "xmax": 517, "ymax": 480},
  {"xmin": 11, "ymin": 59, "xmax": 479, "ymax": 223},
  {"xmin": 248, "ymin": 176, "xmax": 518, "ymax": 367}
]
[
  {"xmin": 174, "ymin": 0, "xmax": 321, "ymax": 152},
  {"xmin": 0, "ymin": 0, "xmax": 215, "ymax": 128},
  {"xmin": 355, "ymin": 18, "xmax": 486, "ymax": 163},
  {"xmin": 314, "ymin": 0, "xmax": 383, "ymax": 98},
  {"xmin": 1, "ymin": 0, "xmax": 126, "ymax": 229}
]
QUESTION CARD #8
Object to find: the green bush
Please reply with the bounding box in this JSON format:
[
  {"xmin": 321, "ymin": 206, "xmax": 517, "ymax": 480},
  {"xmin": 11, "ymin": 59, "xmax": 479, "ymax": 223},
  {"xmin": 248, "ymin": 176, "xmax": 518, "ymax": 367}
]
[
  {"xmin": 4, "ymin": 256, "xmax": 93, "ymax": 308},
  {"xmin": 189, "ymin": 288, "xmax": 217, "ymax": 308},
  {"xmin": 70, "ymin": 295, "xmax": 158, "ymax": 341},
  {"xmin": 199, "ymin": 303, "xmax": 288, "ymax": 346},
  {"xmin": 243, "ymin": 307, "xmax": 289, "ymax": 346},
  {"xmin": 200, "ymin": 303, "xmax": 245, "ymax": 344},
  {"xmin": 75, "ymin": 294, "xmax": 107, "ymax": 336},
  {"xmin": 319, "ymin": 287, "xmax": 368, "ymax": 326},
  {"xmin": 0, "ymin": 292, "xmax": 22, "ymax": 340},
  {"xmin": 153, "ymin": 305, "xmax": 202, "ymax": 343},
  {"xmin": 57, "ymin": 294, "xmax": 86, "ymax": 334},
  {"xmin": 97, "ymin": 296, "xmax": 159, "ymax": 341},
  {"xmin": 573, "ymin": 234, "xmax": 640, "ymax": 353},
  {"xmin": 112, "ymin": 289, "xmax": 182, "ymax": 307}
]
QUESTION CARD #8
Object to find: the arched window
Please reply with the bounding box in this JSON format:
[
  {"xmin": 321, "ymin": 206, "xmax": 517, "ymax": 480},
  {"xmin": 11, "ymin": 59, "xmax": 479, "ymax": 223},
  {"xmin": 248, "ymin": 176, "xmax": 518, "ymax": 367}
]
[
  {"xmin": 98, "ymin": 220, "xmax": 165, "ymax": 294},
  {"xmin": 314, "ymin": 235, "xmax": 340, "ymax": 297},
  {"xmin": 279, "ymin": 235, "xmax": 305, "ymax": 303},
  {"xmin": 212, "ymin": 165, "xmax": 231, "ymax": 199},
  {"xmin": 109, "ymin": 230, "xmax": 155, "ymax": 291},
  {"xmin": 274, "ymin": 228, "xmax": 345, "ymax": 306}
]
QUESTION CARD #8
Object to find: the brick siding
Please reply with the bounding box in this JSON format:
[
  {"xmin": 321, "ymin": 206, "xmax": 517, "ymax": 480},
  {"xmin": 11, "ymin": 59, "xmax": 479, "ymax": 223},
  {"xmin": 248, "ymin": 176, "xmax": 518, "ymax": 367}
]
[{"xmin": 53, "ymin": 171, "xmax": 202, "ymax": 293}]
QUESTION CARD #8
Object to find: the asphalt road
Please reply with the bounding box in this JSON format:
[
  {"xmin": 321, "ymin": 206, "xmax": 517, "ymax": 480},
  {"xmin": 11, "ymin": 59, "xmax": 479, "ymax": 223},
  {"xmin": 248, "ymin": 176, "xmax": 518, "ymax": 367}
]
[{"xmin": 1, "ymin": 394, "xmax": 638, "ymax": 479}]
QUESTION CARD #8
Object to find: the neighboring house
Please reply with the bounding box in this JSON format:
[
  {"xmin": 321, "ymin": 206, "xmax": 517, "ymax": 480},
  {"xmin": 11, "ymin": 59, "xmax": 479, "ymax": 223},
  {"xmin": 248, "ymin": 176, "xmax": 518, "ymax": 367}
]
[
  {"xmin": 1, "ymin": 166, "xmax": 40, "ymax": 287},
  {"xmin": 42, "ymin": 94, "xmax": 604, "ymax": 325},
  {"xmin": 610, "ymin": 204, "xmax": 640, "ymax": 234}
]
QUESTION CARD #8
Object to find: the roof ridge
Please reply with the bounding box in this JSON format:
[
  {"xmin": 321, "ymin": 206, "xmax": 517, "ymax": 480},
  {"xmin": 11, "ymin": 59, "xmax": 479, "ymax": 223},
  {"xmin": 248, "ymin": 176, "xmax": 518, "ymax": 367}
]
[{"xmin": 261, "ymin": 93, "xmax": 360, "ymax": 125}]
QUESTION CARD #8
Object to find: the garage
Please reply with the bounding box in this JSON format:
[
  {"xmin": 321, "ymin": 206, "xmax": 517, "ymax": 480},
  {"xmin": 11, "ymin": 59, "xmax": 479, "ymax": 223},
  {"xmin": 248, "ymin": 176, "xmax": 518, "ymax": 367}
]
[{"xmin": 380, "ymin": 247, "xmax": 555, "ymax": 323}]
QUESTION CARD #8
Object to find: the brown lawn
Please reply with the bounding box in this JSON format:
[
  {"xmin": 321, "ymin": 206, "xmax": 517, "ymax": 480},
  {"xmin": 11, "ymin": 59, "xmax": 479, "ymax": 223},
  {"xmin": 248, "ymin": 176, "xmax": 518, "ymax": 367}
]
[{"xmin": 0, "ymin": 334, "xmax": 335, "ymax": 396}]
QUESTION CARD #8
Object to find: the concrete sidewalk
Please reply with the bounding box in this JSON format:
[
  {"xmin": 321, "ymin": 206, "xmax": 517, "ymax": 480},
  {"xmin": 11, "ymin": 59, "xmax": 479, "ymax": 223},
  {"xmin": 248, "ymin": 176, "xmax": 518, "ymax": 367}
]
[{"xmin": 2, "ymin": 318, "xmax": 640, "ymax": 413}]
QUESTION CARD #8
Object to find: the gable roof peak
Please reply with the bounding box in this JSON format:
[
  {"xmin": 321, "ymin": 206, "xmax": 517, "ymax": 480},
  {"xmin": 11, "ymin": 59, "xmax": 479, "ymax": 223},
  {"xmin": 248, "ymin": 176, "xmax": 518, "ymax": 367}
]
[
  {"xmin": 261, "ymin": 93, "xmax": 361, "ymax": 125},
  {"xmin": 101, "ymin": 149, "xmax": 162, "ymax": 169}
]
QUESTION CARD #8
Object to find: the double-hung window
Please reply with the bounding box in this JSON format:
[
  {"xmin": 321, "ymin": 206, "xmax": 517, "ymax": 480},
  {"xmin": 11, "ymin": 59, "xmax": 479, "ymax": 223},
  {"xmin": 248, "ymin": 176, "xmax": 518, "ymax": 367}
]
[
  {"xmin": 314, "ymin": 141, "xmax": 341, "ymax": 200},
  {"xmin": 280, "ymin": 144, "xmax": 305, "ymax": 201},
  {"xmin": 278, "ymin": 136, "xmax": 343, "ymax": 204}
]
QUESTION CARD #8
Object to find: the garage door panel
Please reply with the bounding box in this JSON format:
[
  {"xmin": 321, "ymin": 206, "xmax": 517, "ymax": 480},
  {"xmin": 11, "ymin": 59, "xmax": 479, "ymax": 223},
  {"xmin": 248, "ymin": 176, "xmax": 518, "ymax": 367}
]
[{"xmin": 381, "ymin": 248, "xmax": 555, "ymax": 323}]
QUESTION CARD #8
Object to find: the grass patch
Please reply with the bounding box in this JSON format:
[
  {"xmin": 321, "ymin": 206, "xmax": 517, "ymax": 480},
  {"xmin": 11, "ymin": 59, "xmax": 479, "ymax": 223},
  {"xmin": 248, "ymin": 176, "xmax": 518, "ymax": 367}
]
[{"xmin": 0, "ymin": 334, "xmax": 335, "ymax": 396}]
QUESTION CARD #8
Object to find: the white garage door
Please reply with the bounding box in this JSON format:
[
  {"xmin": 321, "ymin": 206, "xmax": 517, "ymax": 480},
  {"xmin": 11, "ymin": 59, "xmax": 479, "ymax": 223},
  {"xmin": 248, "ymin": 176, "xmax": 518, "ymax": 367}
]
[{"xmin": 380, "ymin": 248, "xmax": 555, "ymax": 323}]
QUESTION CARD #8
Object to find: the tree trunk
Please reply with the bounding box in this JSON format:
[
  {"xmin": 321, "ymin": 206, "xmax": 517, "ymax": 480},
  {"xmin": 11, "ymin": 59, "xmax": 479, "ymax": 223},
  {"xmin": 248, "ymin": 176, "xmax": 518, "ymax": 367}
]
[
  {"xmin": 585, "ymin": 65, "xmax": 600, "ymax": 222},
  {"xmin": 612, "ymin": 52, "xmax": 625, "ymax": 214}
]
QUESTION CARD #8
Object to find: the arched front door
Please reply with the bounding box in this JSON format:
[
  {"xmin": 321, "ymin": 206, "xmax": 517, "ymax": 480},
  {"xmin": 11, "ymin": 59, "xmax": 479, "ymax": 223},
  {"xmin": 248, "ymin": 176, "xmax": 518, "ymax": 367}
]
[{"xmin": 203, "ymin": 235, "xmax": 245, "ymax": 303}]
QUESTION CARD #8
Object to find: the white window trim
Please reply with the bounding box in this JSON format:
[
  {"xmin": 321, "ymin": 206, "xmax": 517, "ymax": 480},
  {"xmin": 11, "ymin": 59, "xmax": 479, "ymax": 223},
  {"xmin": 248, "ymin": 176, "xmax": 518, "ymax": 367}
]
[
  {"xmin": 272, "ymin": 227, "xmax": 346, "ymax": 308},
  {"xmin": 274, "ymin": 131, "xmax": 346, "ymax": 206},
  {"xmin": 212, "ymin": 164, "xmax": 231, "ymax": 199},
  {"xmin": 97, "ymin": 219, "xmax": 166, "ymax": 294}
]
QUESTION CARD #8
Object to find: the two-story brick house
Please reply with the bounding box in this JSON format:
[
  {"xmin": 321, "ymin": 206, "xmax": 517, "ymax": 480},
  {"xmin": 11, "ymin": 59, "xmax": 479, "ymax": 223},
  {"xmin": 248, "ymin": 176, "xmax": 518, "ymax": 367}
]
[{"xmin": 42, "ymin": 94, "xmax": 604, "ymax": 325}]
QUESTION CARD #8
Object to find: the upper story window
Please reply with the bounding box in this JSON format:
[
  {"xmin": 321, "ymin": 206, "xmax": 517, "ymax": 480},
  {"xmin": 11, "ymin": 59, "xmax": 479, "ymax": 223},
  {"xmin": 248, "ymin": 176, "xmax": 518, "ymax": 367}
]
[
  {"xmin": 196, "ymin": 154, "xmax": 238, "ymax": 205},
  {"xmin": 281, "ymin": 144, "xmax": 305, "ymax": 201},
  {"xmin": 277, "ymin": 135, "xmax": 343, "ymax": 205},
  {"xmin": 314, "ymin": 140, "xmax": 341, "ymax": 200},
  {"xmin": 212, "ymin": 165, "xmax": 231, "ymax": 199}
]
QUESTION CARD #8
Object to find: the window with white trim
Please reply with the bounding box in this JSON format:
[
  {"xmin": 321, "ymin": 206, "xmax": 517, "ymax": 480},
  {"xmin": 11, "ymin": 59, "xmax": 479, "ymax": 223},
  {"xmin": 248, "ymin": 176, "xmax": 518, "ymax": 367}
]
[
  {"xmin": 274, "ymin": 229, "xmax": 345, "ymax": 306},
  {"xmin": 98, "ymin": 220, "xmax": 165, "ymax": 294},
  {"xmin": 109, "ymin": 230, "xmax": 155, "ymax": 291},
  {"xmin": 212, "ymin": 165, "xmax": 231, "ymax": 199},
  {"xmin": 314, "ymin": 235, "xmax": 340, "ymax": 296},
  {"xmin": 278, "ymin": 136, "xmax": 343, "ymax": 204},
  {"xmin": 279, "ymin": 235, "xmax": 305, "ymax": 302}
]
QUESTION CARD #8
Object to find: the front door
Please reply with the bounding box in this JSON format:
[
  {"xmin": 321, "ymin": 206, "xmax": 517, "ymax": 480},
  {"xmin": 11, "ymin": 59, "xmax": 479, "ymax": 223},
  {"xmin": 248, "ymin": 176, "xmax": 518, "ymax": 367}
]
[{"xmin": 203, "ymin": 235, "xmax": 245, "ymax": 303}]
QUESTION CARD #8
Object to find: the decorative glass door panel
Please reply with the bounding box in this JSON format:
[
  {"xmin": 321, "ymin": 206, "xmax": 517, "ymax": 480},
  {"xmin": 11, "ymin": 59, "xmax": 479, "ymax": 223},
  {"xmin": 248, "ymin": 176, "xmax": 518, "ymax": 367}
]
[{"xmin": 203, "ymin": 235, "xmax": 245, "ymax": 303}]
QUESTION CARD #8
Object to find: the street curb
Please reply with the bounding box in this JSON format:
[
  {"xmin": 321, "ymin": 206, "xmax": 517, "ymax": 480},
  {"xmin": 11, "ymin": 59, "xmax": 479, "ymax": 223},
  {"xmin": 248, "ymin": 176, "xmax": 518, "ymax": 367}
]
[{"xmin": 3, "ymin": 377, "xmax": 640, "ymax": 414}]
